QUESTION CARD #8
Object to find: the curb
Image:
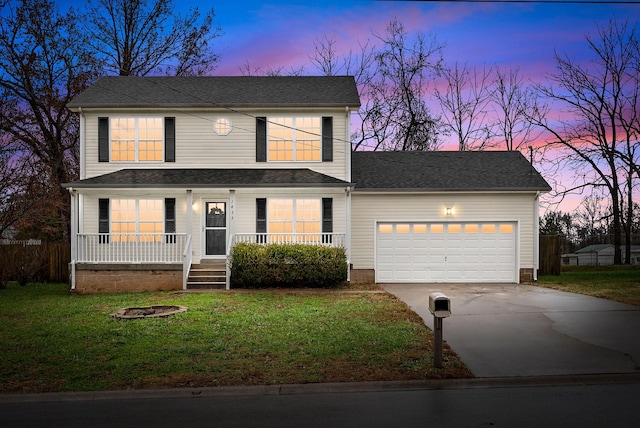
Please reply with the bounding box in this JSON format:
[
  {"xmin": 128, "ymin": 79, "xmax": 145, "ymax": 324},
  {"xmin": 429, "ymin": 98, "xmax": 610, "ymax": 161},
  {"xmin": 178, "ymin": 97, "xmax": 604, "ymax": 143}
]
[{"xmin": 2, "ymin": 372, "xmax": 640, "ymax": 404}]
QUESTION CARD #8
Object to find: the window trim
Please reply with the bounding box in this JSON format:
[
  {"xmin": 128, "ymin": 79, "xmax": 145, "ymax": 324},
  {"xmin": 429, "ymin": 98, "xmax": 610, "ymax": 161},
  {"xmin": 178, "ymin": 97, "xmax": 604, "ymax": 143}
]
[
  {"xmin": 267, "ymin": 116, "xmax": 322, "ymax": 163},
  {"xmin": 108, "ymin": 116, "xmax": 166, "ymax": 163}
]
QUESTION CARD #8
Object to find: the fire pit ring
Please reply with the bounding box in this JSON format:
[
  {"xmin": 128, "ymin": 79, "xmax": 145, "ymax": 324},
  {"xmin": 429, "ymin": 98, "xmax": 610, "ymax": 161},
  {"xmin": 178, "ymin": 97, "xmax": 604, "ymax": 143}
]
[{"xmin": 111, "ymin": 305, "xmax": 187, "ymax": 319}]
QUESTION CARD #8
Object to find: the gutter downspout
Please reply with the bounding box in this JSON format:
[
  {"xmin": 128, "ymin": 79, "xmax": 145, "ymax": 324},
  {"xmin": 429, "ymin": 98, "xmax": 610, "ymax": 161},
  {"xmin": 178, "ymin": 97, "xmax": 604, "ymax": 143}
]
[
  {"xmin": 534, "ymin": 191, "xmax": 540, "ymax": 281},
  {"xmin": 346, "ymin": 186, "xmax": 352, "ymax": 282}
]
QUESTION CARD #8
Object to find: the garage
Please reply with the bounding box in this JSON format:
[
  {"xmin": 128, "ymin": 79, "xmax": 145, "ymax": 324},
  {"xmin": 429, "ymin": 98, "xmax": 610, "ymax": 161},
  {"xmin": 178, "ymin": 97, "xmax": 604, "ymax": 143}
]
[{"xmin": 376, "ymin": 222, "xmax": 517, "ymax": 283}]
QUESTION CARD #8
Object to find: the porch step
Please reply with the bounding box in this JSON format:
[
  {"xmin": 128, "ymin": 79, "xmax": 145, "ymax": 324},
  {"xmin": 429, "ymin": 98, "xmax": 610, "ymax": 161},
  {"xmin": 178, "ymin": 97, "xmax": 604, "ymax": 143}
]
[{"xmin": 186, "ymin": 261, "xmax": 226, "ymax": 290}]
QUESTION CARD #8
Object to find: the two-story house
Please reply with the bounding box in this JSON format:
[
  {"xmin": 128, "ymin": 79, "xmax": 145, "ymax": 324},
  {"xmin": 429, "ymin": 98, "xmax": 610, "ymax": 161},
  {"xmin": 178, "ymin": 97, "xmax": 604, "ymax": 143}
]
[{"xmin": 64, "ymin": 76, "xmax": 551, "ymax": 293}]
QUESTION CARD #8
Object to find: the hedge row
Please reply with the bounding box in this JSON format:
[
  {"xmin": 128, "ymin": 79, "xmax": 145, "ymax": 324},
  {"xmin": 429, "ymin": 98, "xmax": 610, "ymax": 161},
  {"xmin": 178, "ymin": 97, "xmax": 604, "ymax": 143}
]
[{"xmin": 230, "ymin": 243, "xmax": 348, "ymax": 288}]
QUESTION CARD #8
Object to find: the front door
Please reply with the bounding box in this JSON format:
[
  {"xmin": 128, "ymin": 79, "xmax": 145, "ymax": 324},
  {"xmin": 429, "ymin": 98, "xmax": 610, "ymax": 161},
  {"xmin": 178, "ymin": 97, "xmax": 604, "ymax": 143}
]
[{"xmin": 204, "ymin": 201, "xmax": 227, "ymax": 257}]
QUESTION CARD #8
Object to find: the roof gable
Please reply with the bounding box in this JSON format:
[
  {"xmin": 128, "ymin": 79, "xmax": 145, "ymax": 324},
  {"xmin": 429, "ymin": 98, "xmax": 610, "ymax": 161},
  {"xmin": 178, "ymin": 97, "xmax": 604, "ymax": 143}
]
[
  {"xmin": 351, "ymin": 151, "xmax": 552, "ymax": 192},
  {"xmin": 67, "ymin": 76, "xmax": 361, "ymax": 109}
]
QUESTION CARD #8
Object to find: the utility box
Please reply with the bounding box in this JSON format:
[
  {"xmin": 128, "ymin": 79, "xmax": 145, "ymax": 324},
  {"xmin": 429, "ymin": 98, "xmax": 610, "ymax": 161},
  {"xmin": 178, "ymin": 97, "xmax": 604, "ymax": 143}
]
[{"xmin": 429, "ymin": 292, "xmax": 451, "ymax": 318}]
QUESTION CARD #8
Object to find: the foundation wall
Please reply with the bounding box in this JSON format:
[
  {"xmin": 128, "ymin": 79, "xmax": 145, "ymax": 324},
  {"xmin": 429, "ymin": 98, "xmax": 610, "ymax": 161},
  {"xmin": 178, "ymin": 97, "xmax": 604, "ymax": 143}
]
[{"xmin": 74, "ymin": 264, "xmax": 182, "ymax": 294}]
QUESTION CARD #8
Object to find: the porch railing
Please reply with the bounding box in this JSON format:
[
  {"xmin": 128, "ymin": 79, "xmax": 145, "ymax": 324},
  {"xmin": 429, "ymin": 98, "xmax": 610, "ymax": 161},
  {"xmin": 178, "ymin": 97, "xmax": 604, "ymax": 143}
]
[
  {"xmin": 182, "ymin": 235, "xmax": 193, "ymax": 289},
  {"xmin": 76, "ymin": 233, "xmax": 188, "ymax": 263},
  {"xmin": 233, "ymin": 233, "xmax": 345, "ymax": 247}
]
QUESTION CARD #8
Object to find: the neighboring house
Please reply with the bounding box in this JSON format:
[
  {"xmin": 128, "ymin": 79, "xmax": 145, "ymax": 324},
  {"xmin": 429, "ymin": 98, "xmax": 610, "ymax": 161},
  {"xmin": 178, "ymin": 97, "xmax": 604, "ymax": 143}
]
[
  {"xmin": 563, "ymin": 244, "xmax": 640, "ymax": 266},
  {"xmin": 63, "ymin": 76, "xmax": 551, "ymax": 293}
]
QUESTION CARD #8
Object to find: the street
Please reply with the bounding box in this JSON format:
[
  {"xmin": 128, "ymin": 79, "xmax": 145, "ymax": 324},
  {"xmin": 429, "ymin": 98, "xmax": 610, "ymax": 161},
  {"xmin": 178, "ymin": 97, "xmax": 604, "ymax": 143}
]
[{"xmin": 2, "ymin": 378, "xmax": 638, "ymax": 427}]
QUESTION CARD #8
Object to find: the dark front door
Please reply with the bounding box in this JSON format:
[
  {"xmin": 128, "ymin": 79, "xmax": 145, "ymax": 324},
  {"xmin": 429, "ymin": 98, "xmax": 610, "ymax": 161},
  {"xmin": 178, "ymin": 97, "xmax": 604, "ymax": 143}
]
[{"xmin": 204, "ymin": 201, "xmax": 226, "ymax": 256}]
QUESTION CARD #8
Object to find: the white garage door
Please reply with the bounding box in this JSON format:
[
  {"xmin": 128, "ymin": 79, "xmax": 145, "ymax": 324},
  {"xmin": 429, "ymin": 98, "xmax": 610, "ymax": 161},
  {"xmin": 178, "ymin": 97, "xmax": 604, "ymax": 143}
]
[{"xmin": 376, "ymin": 222, "xmax": 516, "ymax": 283}]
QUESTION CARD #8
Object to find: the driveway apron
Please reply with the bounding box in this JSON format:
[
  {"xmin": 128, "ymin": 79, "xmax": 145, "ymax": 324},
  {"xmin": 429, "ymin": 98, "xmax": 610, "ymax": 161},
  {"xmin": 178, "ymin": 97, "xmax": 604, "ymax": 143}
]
[{"xmin": 381, "ymin": 283, "xmax": 640, "ymax": 378}]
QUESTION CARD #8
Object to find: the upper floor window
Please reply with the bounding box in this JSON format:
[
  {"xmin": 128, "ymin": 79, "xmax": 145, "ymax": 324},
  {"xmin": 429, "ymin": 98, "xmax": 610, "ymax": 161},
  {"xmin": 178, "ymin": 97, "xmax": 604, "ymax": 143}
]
[
  {"xmin": 111, "ymin": 117, "xmax": 163, "ymax": 161},
  {"xmin": 268, "ymin": 117, "xmax": 321, "ymax": 162},
  {"xmin": 99, "ymin": 116, "xmax": 175, "ymax": 163}
]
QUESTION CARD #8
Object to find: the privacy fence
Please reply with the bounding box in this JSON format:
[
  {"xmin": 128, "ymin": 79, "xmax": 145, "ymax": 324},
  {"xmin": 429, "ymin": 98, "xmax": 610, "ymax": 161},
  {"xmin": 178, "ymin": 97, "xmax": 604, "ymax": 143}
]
[
  {"xmin": 0, "ymin": 242, "xmax": 70, "ymax": 286},
  {"xmin": 539, "ymin": 235, "xmax": 561, "ymax": 276}
]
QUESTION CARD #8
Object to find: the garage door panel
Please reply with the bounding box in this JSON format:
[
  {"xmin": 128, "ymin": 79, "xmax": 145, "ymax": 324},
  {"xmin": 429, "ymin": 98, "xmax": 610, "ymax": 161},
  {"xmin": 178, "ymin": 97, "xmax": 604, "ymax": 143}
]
[{"xmin": 376, "ymin": 221, "xmax": 516, "ymax": 283}]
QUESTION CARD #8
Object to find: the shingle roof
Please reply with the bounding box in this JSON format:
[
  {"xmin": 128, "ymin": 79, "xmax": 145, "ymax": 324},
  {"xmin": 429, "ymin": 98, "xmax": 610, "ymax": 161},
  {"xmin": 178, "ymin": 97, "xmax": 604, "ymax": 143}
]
[
  {"xmin": 351, "ymin": 150, "xmax": 552, "ymax": 192},
  {"xmin": 63, "ymin": 168, "xmax": 350, "ymax": 189},
  {"xmin": 67, "ymin": 76, "xmax": 361, "ymax": 109}
]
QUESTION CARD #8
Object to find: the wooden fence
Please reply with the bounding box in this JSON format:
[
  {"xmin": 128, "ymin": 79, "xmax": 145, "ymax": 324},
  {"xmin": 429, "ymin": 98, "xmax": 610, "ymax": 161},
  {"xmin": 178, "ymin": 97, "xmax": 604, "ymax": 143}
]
[
  {"xmin": 0, "ymin": 242, "xmax": 70, "ymax": 284},
  {"xmin": 48, "ymin": 243, "xmax": 70, "ymax": 283},
  {"xmin": 539, "ymin": 235, "xmax": 561, "ymax": 276}
]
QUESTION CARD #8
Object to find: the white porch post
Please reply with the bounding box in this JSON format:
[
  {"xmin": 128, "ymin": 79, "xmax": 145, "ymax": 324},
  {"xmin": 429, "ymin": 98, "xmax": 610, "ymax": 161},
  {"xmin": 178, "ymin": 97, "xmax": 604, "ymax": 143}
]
[
  {"xmin": 227, "ymin": 189, "xmax": 236, "ymax": 290},
  {"xmin": 345, "ymin": 186, "xmax": 352, "ymax": 282},
  {"xmin": 186, "ymin": 190, "xmax": 193, "ymax": 237},
  {"xmin": 68, "ymin": 188, "xmax": 77, "ymax": 290}
]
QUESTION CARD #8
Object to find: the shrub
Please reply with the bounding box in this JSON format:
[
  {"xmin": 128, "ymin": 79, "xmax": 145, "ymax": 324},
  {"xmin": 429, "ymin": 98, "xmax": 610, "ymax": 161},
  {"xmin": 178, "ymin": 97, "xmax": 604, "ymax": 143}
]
[{"xmin": 230, "ymin": 243, "xmax": 347, "ymax": 288}]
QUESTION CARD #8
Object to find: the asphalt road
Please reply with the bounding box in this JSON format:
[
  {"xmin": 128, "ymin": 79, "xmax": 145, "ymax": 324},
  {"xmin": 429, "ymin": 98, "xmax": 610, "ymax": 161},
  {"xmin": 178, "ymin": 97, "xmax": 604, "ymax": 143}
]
[{"xmin": 1, "ymin": 377, "xmax": 639, "ymax": 428}]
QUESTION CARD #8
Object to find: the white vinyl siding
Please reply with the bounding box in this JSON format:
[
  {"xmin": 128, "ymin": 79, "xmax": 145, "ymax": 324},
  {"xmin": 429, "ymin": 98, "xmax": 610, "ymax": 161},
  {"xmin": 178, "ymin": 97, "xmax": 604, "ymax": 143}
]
[
  {"xmin": 350, "ymin": 192, "xmax": 538, "ymax": 276},
  {"xmin": 81, "ymin": 110, "xmax": 349, "ymax": 181}
]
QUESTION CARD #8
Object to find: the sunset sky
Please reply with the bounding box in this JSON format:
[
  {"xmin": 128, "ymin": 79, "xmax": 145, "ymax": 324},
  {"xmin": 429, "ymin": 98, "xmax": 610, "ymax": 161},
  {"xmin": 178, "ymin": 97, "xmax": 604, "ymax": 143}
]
[
  {"xmin": 211, "ymin": 0, "xmax": 638, "ymax": 78},
  {"xmin": 18, "ymin": 1, "xmax": 640, "ymax": 212}
]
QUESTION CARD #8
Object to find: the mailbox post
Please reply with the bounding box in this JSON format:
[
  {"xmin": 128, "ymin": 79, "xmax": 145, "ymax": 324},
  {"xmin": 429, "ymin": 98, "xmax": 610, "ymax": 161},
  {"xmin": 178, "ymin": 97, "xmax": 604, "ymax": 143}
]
[{"xmin": 428, "ymin": 292, "xmax": 451, "ymax": 369}]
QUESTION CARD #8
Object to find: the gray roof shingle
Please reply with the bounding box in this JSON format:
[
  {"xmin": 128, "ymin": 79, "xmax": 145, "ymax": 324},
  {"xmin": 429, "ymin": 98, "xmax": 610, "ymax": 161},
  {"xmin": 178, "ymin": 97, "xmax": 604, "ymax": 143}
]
[
  {"xmin": 63, "ymin": 168, "xmax": 350, "ymax": 189},
  {"xmin": 67, "ymin": 76, "xmax": 361, "ymax": 109},
  {"xmin": 351, "ymin": 150, "xmax": 552, "ymax": 192}
]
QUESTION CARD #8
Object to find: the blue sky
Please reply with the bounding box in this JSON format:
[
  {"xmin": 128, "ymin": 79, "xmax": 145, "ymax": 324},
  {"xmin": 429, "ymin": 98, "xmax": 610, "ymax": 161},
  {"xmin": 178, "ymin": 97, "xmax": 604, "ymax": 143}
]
[{"xmin": 210, "ymin": 0, "xmax": 639, "ymax": 78}]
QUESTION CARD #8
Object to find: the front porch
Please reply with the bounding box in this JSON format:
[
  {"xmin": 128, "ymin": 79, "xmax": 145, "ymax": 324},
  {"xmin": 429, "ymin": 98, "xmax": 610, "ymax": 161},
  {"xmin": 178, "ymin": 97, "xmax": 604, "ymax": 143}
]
[{"xmin": 70, "ymin": 232, "xmax": 346, "ymax": 292}]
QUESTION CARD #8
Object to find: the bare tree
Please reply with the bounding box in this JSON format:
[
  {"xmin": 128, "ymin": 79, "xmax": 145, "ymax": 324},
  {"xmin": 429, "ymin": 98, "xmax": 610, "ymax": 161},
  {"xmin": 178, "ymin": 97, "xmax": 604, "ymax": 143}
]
[
  {"xmin": 82, "ymin": 0, "xmax": 222, "ymax": 76},
  {"xmin": 532, "ymin": 20, "xmax": 640, "ymax": 264},
  {"xmin": 490, "ymin": 67, "xmax": 540, "ymax": 151},
  {"xmin": 435, "ymin": 62, "xmax": 494, "ymax": 151},
  {"xmin": 355, "ymin": 19, "xmax": 445, "ymax": 151},
  {"xmin": 0, "ymin": 0, "xmax": 98, "ymax": 241}
]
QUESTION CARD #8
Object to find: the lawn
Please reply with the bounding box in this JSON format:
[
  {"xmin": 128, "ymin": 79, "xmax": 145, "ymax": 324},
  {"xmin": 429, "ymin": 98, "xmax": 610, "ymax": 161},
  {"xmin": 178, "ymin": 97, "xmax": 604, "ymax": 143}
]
[
  {"xmin": 537, "ymin": 265, "xmax": 640, "ymax": 306},
  {"xmin": 0, "ymin": 283, "xmax": 471, "ymax": 394}
]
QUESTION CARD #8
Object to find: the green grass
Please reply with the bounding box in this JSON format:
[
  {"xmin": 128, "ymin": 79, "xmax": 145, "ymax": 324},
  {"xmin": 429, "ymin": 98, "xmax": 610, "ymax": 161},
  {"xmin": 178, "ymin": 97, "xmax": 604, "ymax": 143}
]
[
  {"xmin": 538, "ymin": 265, "xmax": 640, "ymax": 306},
  {"xmin": 0, "ymin": 283, "xmax": 471, "ymax": 394}
]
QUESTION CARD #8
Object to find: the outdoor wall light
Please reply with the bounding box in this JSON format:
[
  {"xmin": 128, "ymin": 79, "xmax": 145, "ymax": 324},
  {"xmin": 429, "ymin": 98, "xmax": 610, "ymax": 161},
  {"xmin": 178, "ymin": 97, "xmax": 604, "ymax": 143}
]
[{"xmin": 445, "ymin": 207, "xmax": 453, "ymax": 216}]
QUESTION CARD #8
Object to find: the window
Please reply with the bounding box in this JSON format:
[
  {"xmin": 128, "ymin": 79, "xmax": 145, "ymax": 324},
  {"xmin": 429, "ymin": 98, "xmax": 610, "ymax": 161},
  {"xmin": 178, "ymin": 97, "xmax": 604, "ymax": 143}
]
[
  {"xmin": 111, "ymin": 117, "xmax": 163, "ymax": 161},
  {"xmin": 378, "ymin": 224, "xmax": 393, "ymax": 233},
  {"xmin": 448, "ymin": 224, "xmax": 462, "ymax": 233},
  {"xmin": 413, "ymin": 224, "xmax": 428, "ymax": 233},
  {"xmin": 111, "ymin": 199, "xmax": 163, "ymax": 242},
  {"xmin": 482, "ymin": 224, "xmax": 496, "ymax": 233},
  {"xmin": 214, "ymin": 118, "xmax": 232, "ymax": 135},
  {"xmin": 268, "ymin": 199, "xmax": 321, "ymax": 239},
  {"xmin": 396, "ymin": 224, "xmax": 410, "ymax": 233},
  {"xmin": 268, "ymin": 117, "xmax": 321, "ymax": 161},
  {"xmin": 499, "ymin": 224, "xmax": 514, "ymax": 233}
]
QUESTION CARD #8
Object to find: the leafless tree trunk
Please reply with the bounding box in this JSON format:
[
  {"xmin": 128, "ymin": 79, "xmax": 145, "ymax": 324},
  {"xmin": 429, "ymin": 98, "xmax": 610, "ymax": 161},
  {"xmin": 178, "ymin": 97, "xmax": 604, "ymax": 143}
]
[
  {"xmin": 82, "ymin": 0, "xmax": 222, "ymax": 76},
  {"xmin": 0, "ymin": 0, "xmax": 97, "ymax": 241},
  {"xmin": 491, "ymin": 67, "xmax": 540, "ymax": 151},
  {"xmin": 532, "ymin": 20, "xmax": 640, "ymax": 264},
  {"xmin": 435, "ymin": 62, "xmax": 494, "ymax": 151}
]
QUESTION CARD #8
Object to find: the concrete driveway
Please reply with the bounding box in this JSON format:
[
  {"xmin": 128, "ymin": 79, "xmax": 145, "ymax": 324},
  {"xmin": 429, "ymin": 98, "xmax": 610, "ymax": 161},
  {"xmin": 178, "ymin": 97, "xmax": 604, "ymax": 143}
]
[{"xmin": 381, "ymin": 283, "xmax": 640, "ymax": 378}]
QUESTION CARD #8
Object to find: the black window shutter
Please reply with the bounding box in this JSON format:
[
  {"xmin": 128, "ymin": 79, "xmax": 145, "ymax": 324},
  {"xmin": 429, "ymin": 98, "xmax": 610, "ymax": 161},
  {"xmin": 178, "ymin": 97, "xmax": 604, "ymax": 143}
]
[
  {"xmin": 98, "ymin": 117, "xmax": 109, "ymax": 162},
  {"xmin": 256, "ymin": 117, "xmax": 267, "ymax": 162},
  {"xmin": 322, "ymin": 198, "xmax": 333, "ymax": 243},
  {"xmin": 98, "ymin": 198, "xmax": 109, "ymax": 243},
  {"xmin": 322, "ymin": 117, "xmax": 333, "ymax": 162},
  {"xmin": 165, "ymin": 117, "xmax": 175, "ymax": 162},
  {"xmin": 256, "ymin": 198, "xmax": 267, "ymax": 243},
  {"xmin": 165, "ymin": 198, "xmax": 176, "ymax": 243}
]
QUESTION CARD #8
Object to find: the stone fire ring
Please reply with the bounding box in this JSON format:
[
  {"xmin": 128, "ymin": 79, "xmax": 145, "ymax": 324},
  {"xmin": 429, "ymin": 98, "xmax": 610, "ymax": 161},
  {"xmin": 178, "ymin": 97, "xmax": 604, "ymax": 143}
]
[{"xmin": 111, "ymin": 305, "xmax": 188, "ymax": 319}]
